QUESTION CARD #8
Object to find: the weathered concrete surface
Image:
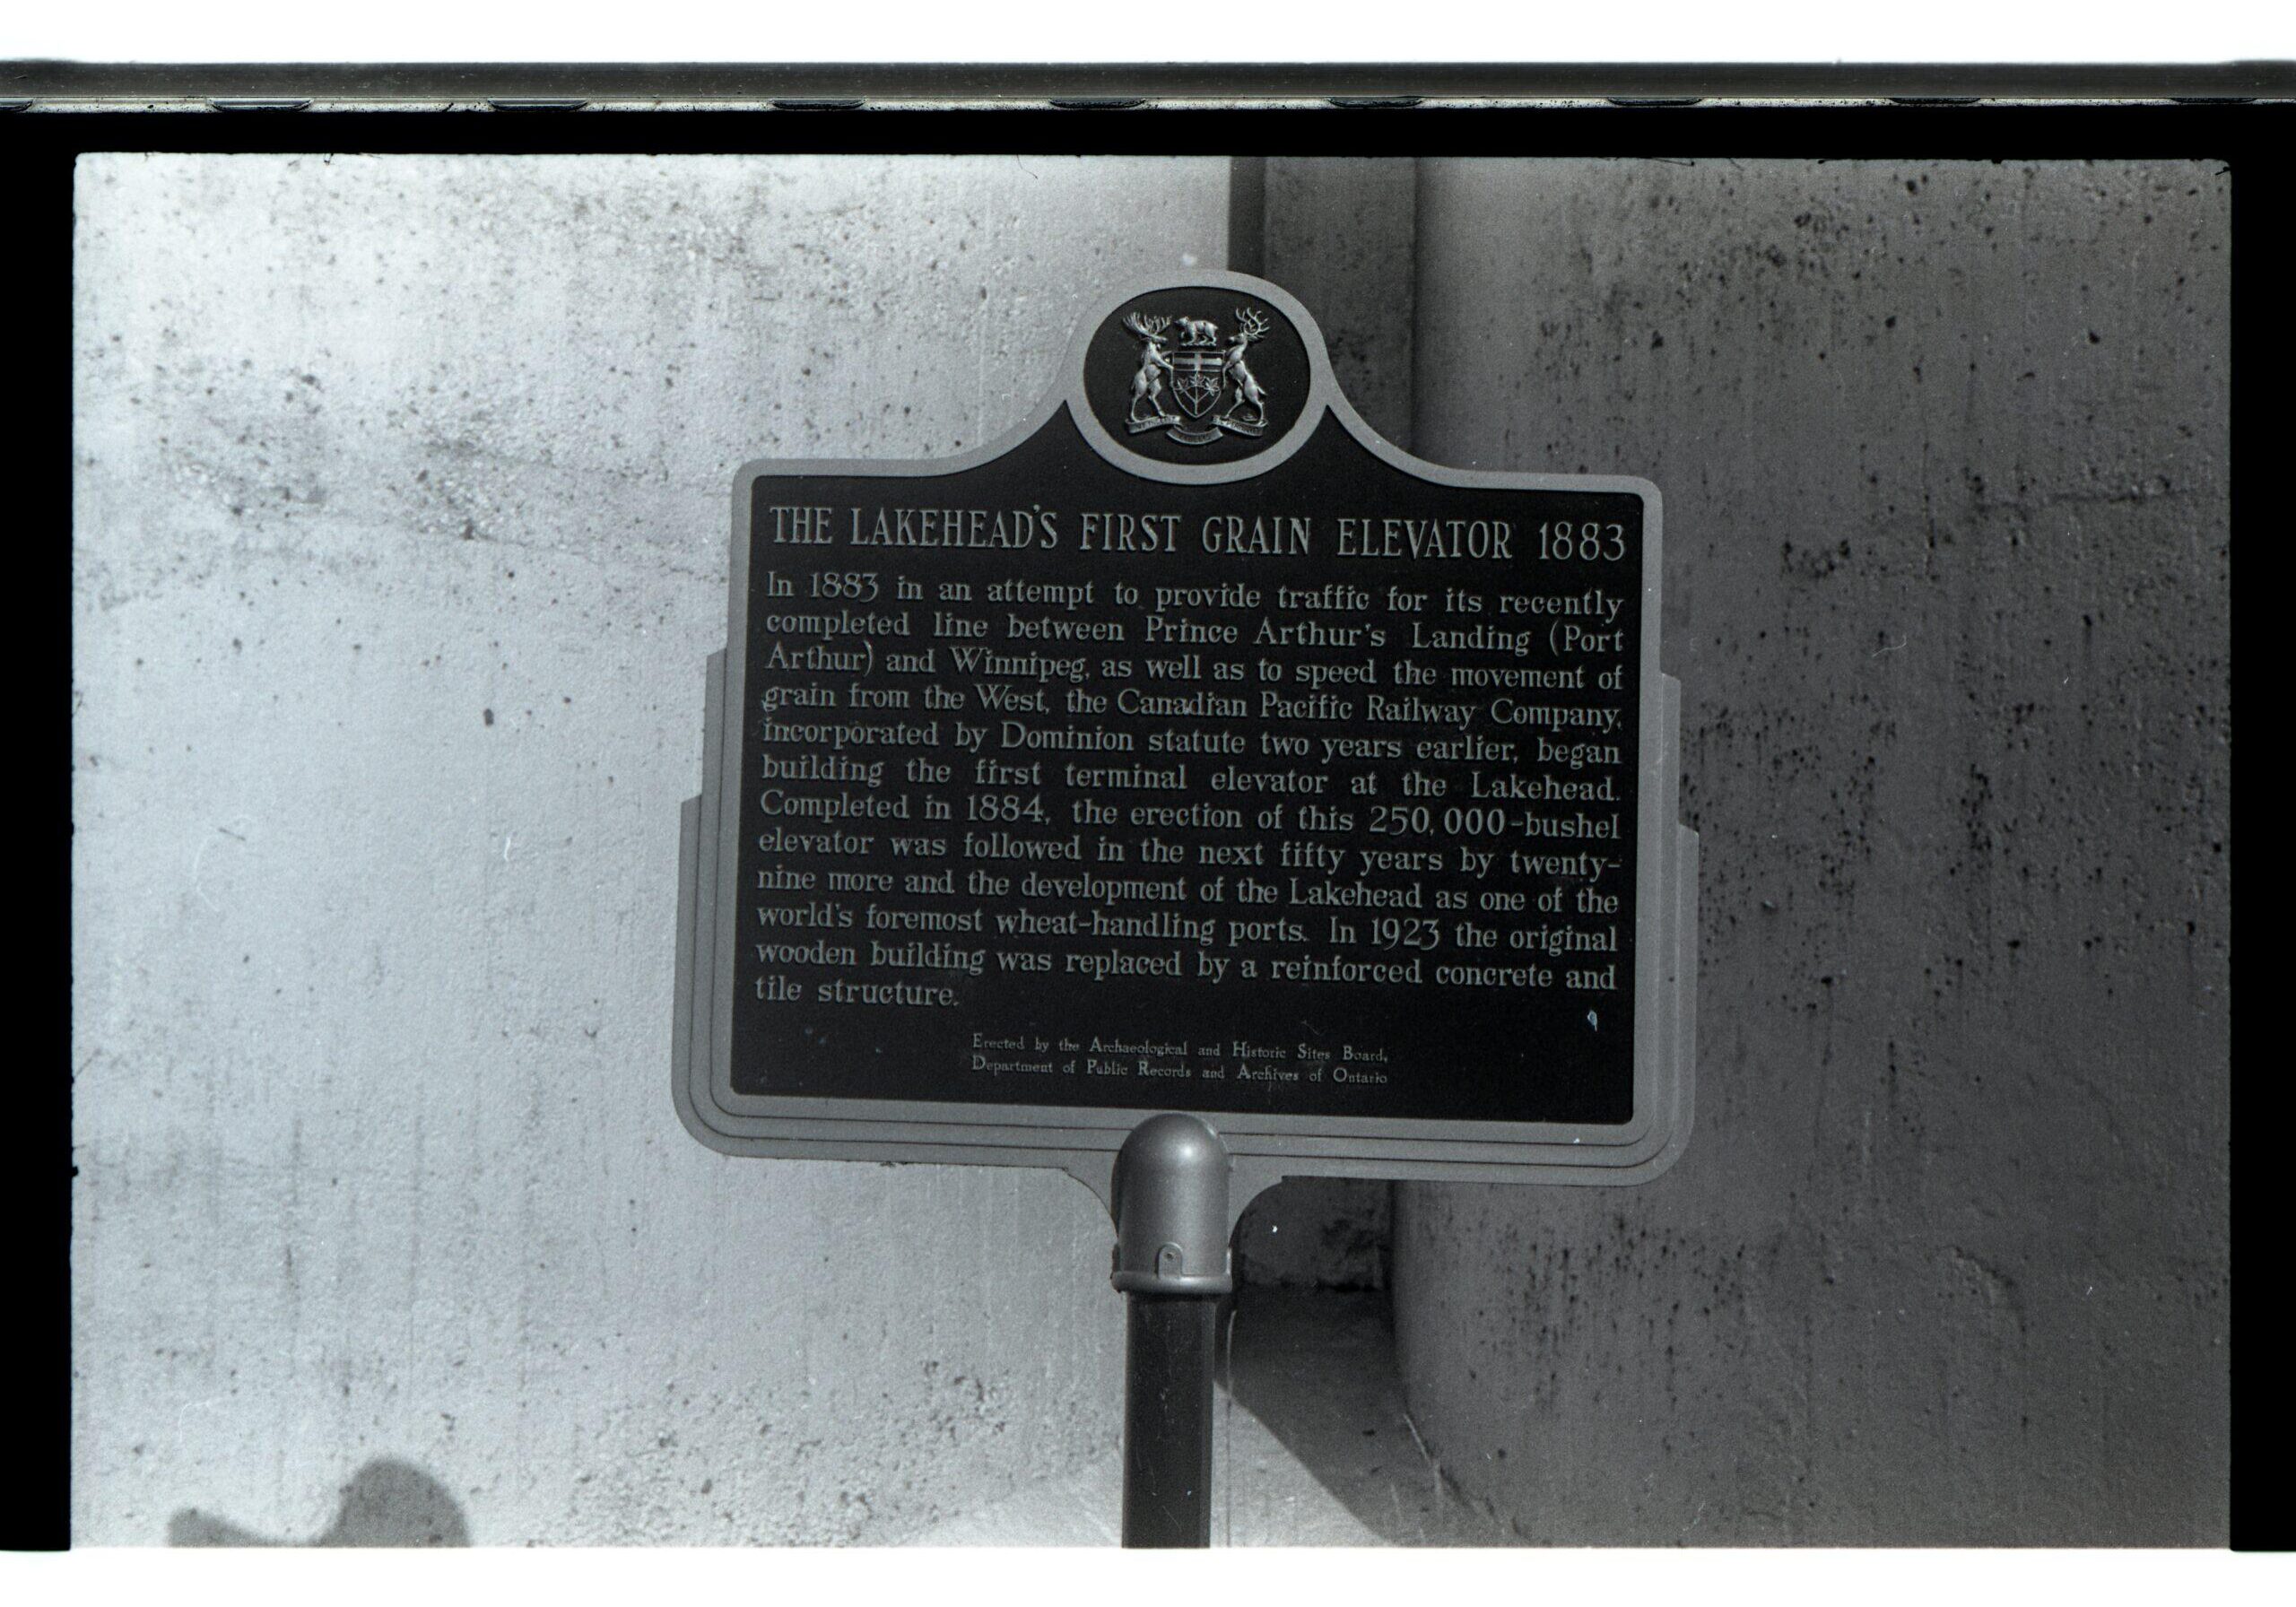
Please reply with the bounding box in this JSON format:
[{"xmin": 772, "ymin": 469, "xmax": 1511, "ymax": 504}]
[
  {"xmin": 1393, "ymin": 160, "xmax": 2231, "ymax": 1543},
  {"xmin": 903, "ymin": 1290, "xmax": 1506, "ymax": 1545},
  {"xmin": 71, "ymin": 153, "xmax": 1229, "ymax": 1545}
]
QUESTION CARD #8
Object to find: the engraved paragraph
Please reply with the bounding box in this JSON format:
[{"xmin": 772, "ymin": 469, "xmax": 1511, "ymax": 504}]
[{"xmin": 745, "ymin": 499, "xmax": 1638, "ymax": 1094}]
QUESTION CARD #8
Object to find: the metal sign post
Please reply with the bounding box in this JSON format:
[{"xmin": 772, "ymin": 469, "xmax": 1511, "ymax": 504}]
[
  {"xmin": 1110, "ymin": 1115, "xmax": 1231, "ymax": 1546},
  {"xmin": 674, "ymin": 270, "xmax": 1698, "ymax": 1543}
]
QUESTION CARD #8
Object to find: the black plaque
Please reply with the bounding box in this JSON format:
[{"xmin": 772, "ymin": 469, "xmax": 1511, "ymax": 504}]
[{"xmin": 677, "ymin": 272, "xmax": 1696, "ymax": 1194}]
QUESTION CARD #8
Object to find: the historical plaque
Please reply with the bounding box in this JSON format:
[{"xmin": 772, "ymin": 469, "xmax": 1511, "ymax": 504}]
[{"xmin": 676, "ymin": 272, "xmax": 1697, "ymax": 1207}]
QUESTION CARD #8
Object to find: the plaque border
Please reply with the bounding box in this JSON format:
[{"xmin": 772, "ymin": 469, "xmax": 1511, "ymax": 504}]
[{"xmin": 676, "ymin": 270, "xmax": 1699, "ymax": 1202}]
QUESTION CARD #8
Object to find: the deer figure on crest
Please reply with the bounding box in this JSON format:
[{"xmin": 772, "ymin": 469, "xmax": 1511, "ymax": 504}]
[
  {"xmin": 1123, "ymin": 311, "xmax": 1180, "ymax": 432},
  {"xmin": 1216, "ymin": 307, "xmax": 1272, "ymax": 436}
]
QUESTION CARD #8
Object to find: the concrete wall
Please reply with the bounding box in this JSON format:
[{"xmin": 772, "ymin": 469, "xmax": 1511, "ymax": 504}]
[
  {"xmin": 1392, "ymin": 159, "xmax": 2231, "ymax": 1543},
  {"xmin": 71, "ymin": 153, "xmax": 1230, "ymax": 1544},
  {"xmin": 74, "ymin": 151, "xmax": 2233, "ymax": 1547}
]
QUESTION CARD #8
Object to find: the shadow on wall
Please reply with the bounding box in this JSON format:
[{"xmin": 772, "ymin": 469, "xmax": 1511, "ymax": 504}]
[
  {"xmin": 1233, "ymin": 1177, "xmax": 1392, "ymax": 1290},
  {"xmin": 1221, "ymin": 1288, "xmax": 1509, "ymax": 1546},
  {"xmin": 169, "ymin": 1457, "xmax": 469, "ymax": 1547}
]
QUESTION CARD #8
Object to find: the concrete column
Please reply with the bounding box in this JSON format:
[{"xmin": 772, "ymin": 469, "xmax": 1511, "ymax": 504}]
[
  {"xmin": 1394, "ymin": 157, "xmax": 2230, "ymax": 1542},
  {"xmin": 72, "ymin": 153, "xmax": 1230, "ymax": 1545},
  {"xmin": 1230, "ymin": 158, "xmax": 1419, "ymax": 1290},
  {"xmin": 1260, "ymin": 156, "xmax": 1419, "ymax": 448}
]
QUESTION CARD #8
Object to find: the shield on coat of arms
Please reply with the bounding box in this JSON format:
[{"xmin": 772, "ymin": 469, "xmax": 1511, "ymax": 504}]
[{"xmin": 1170, "ymin": 348, "xmax": 1227, "ymax": 418}]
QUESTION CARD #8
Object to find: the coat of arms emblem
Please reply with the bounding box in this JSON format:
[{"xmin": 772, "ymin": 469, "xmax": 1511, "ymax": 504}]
[{"xmin": 1121, "ymin": 307, "xmax": 1272, "ymax": 446}]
